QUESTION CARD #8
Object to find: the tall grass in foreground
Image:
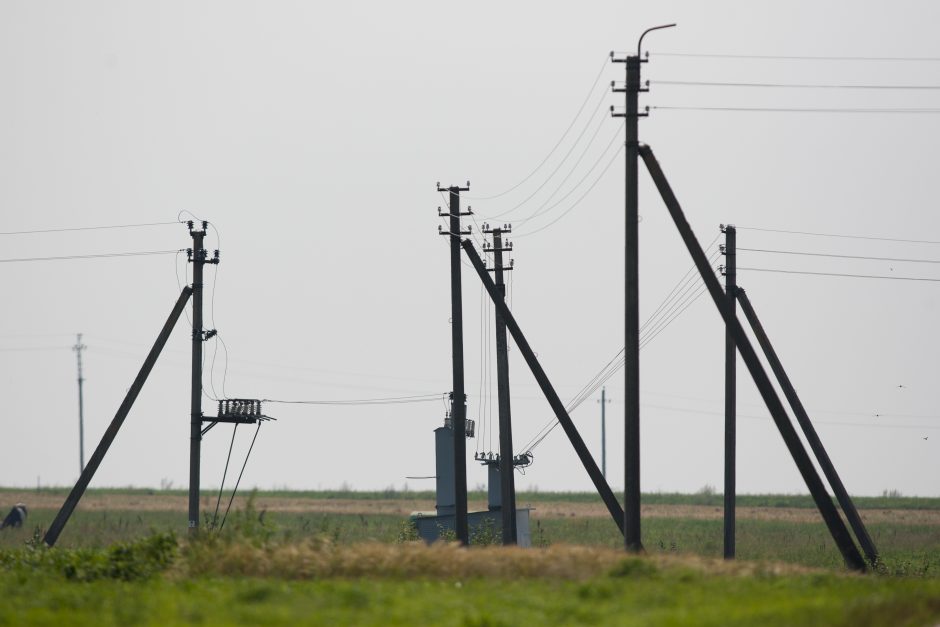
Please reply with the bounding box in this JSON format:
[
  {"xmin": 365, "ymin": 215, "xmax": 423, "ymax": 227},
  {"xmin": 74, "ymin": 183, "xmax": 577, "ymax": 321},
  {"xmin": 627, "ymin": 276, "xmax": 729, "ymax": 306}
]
[{"xmin": 3, "ymin": 533, "xmax": 940, "ymax": 627}]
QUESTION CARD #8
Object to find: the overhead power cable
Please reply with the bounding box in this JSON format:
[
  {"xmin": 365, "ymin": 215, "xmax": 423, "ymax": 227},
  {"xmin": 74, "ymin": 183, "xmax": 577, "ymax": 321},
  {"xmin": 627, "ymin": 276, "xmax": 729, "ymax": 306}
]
[
  {"xmin": 736, "ymin": 226, "xmax": 940, "ymax": 245},
  {"xmin": 739, "ymin": 247, "xmax": 940, "ymax": 264},
  {"xmin": 650, "ymin": 52, "xmax": 940, "ymax": 62},
  {"xmin": 0, "ymin": 249, "xmax": 182, "ymax": 263},
  {"xmin": 512, "ymin": 122, "xmax": 625, "ymax": 226},
  {"xmin": 520, "ymin": 247, "xmax": 723, "ymax": 453},
  {"xmin": 261, "ymin": 393, "xmax": 445, "ymax": 406},
  {"xmin": 467, "ymin": 54, "xmax": 610, "ymax": 201},
  {"xmin": 647, "ymin": 402, "xmax": 940, "ymax": 431},
  {"xmin": 739, "ymin": 267, "xmax": 940, "ymax": 282},
  {"xmin": 652, "ymin": 79, "xmax": 940, "ymax": 90},
  {"xmin": 0, "ymin": 221, "xmax": 178, "ymax": 236},
  {"xmin": 653, "ymin": 105, "xmax": 940, "ymax": 114},
  {"xmin": 481, "ymin": 90, "xmax": 612, "ymax": 219},
  {"xmin": 501, "ymin": 116, "xmax": 616, "ymax": 224},
  {"xmin": 513, "ymin": 142, "xmax": 626, "ymax": 238}
]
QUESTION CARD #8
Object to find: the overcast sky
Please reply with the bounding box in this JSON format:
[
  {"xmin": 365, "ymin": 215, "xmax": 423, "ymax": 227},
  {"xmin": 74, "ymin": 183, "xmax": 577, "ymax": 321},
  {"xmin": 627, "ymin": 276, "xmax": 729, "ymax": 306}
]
[{"xmin": 2, "ymin": 1, "xmax": 939, "ymax": 500}]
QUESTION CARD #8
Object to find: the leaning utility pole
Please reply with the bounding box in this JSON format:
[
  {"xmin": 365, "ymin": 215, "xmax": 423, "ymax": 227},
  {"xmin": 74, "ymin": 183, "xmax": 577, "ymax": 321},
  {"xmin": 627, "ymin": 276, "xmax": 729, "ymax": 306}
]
[
  {"xmin": 722, "ymin": 224, "xmax": 737, "ymax": 559},
  {"xmin": 73, "ymin": 333, "xmax": 87, "ymax": 474},
  {"xmin": 611, "ymin": 24, "xmax": 674, "ymax": 553},
  {"xmin": 187, "ymin": 220, "xmax": 219, "ymax": 533},
  {"xmin": 45, "ymin": 286, "xmax": 194, "ymax": 547},
  {"xmin": 438, "ymin": 183, "xmax": 471, "ymax": 545},
  {"xmin": 484, "ymin": 224, "xmax": 517, "ymax": 545}
]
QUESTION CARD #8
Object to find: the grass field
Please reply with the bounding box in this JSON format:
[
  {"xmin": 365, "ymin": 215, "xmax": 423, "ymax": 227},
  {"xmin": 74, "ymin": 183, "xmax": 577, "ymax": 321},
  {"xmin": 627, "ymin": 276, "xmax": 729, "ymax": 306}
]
[{"xmin": 1, "ymin": 488, "xmax": 939, "ymax": 625}]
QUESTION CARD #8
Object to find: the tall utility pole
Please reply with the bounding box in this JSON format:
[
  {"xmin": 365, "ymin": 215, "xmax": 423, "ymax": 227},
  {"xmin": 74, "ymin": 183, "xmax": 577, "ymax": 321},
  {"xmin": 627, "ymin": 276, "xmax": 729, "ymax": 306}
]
[
  {"xmin": 722, "ymin": 224, "xmax": 737, "ymax": 559},
  {"xmin": 611, "ymin": 41, "xmax": 642, "ymax": 555},
  {"xmin": 187, "ymin": 220, "xmax": 219, "ymax": 533},
  {"xmin": 73, "ymin": 334, "xmax": 87, "ymax": 474},
  {"xmin": 438, "ymin": 183, "xmax": 471, "ymax": 545},
  {"xmin": 612, "ymin": 23, "xmax": 676, "ymax": 553},
  {"xmin": 598, "ymin": 387, "xmax": 610, "ymax": 479},
  {"xmin": 484, "ymin": 225, "xmax": 517, "ymax": 545}
]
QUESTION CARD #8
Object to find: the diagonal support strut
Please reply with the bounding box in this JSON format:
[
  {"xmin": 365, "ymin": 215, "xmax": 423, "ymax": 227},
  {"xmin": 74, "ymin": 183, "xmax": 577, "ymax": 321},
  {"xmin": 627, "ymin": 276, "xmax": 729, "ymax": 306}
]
[
  {"xmin": 639, "ymin": 144, "xmax": 866, "ymax": 571},
  {"xmin": 461, "ymin": 239, "xmax": 626, "ymax": 536},
  {"xmin": 43, "ymin": 286, "xmax": 194, "ymax": 547},
  {"xmin": 736, "ymin": 287, "xmax": 879, "ymax": 564}
]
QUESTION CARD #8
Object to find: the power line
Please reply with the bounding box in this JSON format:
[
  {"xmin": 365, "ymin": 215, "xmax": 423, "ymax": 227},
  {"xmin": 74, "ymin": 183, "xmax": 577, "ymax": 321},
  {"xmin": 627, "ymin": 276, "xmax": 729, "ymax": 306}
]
[
  {"xmin": 261, "ymin": 393, "xmax": 445, "ymax": 406},
  {"xmin": 521, "ymin": 252, "xmax": 723, "ymax": 452},
  {"xmin": 0, "ymin": 221, "xmax": 178, "ymax": 236},
  {"xmin": 511, "ymin": 122, "xmax": 624, "ymax": 226},
  {"xmin": 737, "ymin": 226, "xmax": 940, "ymax": 245},
  {"xmin": 513, "ymin": 142, "xmax": 625, "ymax": 238},
  {"xmin": 466, "ymin": 54, "xmax": 611, "ymax": 201},
  {"xmin": 0, "ymin": 249, "xmax": 182, "ymax": 263},
  {"xmin": 651, "ymin": 79, "xmax": 940, "ymax": 90},
  {"xmin": 739, "ymin": 247, "xmax": 940, "ymax": 264},
  {"xmin": 506, "ymin": 117, "xmax": 619, "ymax": 225},
  {"xmin": 646, "ymin": 402, "xmax": 940, "ymax": 431},
  {"xmin": 480, "ymin": 91, "xmax": 612, "ymax": 219},
  {"xmin": 650, "ymin": 52, "xmax": 940, "ymax": 62},
  {"xmin": 653, "ymin": 105, "xmax": 940, "ymax": 114},
  {"xmin": 739, "ymin": 267, "xmax": 940, "ymax": 282}
]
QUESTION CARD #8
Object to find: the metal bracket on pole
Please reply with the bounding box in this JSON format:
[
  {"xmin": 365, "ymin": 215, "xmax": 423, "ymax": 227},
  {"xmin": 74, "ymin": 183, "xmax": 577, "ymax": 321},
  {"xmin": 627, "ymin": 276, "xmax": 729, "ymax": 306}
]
[{"xmin": 638, "ymin": 143, "xmax": 866, "ymax": 571}]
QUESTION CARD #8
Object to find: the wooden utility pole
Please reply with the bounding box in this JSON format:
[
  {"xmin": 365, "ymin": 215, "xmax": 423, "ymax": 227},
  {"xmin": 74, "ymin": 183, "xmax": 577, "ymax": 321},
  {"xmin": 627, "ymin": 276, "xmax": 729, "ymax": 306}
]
[
  {"xmin": 612, "ymin": 22, "xmax": 676, "ymax": 553},
  {"xmin": 722, "ymin": 224, "xmax": 737, "ymax": 559},
  {"xmin": 439, "ymin": 184, "xmax": 471, "ymax": 545},
  {"xmin": 187, "ymin": 220, "xmax": 219, "ymax": 533},
  {"xmin": 485, "ymin": 225, "xmax": 517, "ymax": 544}
]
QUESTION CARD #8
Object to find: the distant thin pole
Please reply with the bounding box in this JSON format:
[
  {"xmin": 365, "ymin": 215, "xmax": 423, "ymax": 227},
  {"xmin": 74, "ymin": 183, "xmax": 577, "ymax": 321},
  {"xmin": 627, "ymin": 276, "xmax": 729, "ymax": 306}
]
[
  {"xmin": 600, "ymin": 387, "xmax": 608, "ymax": 479},
  {"xmin": 73, "ymin": 334, "xmax": 87, "ymax": 474}
]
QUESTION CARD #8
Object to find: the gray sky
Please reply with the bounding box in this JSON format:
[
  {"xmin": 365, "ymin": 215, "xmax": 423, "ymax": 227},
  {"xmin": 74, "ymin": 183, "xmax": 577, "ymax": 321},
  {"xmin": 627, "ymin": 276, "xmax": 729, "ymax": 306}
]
[{"xmin": 2, "ymin": 1, "xmax": 939, "ymax": 498}]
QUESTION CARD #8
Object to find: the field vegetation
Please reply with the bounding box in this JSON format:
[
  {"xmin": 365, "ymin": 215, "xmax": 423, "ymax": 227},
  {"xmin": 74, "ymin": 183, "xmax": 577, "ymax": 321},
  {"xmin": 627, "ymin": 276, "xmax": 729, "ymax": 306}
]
[{"xmin": 1, "ymin": 488, "xmax": 939, "ymax": 625}]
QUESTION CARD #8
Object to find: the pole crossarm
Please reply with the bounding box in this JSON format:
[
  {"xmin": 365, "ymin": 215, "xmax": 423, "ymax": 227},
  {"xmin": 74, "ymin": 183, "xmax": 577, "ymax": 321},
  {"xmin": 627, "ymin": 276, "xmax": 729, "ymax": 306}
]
[
  {"xmin": 43, "ymin": 286, "xmax": 194, "ymax": 547},
  {"xmin": 638, "ymin": 143, "xmax": 866, "ymax": 572},
  {"xmin": 735, "ymin": 288, "xmax": 879, "ymax": 565},
  {"xmin": 461, "ymin": 239, "xmax": 626, "ymax": 535}
]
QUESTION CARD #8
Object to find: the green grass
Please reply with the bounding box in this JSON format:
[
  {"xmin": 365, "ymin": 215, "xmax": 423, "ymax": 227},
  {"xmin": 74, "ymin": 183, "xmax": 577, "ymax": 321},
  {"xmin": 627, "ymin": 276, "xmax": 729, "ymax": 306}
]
[
  {"xmin": 2, "ymin": 492, "xmax": 940, "ymax": 626},
  {"xmin": 2, "ymin": 543, "xmax": 940, "ymax": 626}
]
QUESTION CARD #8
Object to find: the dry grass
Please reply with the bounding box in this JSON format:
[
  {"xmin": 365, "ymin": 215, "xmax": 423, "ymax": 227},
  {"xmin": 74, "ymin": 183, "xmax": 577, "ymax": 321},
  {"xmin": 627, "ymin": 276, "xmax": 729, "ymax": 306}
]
[{"xmin": 176, "ymin": 539, "xmax": 821, "ymax": 581}]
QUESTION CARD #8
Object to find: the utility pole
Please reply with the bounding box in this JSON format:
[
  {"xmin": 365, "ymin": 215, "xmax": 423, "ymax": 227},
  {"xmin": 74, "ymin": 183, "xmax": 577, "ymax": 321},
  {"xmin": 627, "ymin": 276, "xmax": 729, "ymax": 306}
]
[
  {"xmin": 187, "ymin": 220, "xmax": 219, "ymax": 534},
  {"xmin": 612, "ymin": 23, "xmax": 675, "ymax": 553},
  {"xmin": 73, "ymin": 334, "xmax": 87, "ymax": 474},
  {"xmin": 721, "ymin": 224, "xmax": 737, "ymax": 559},
  {"xmin": 598, "ymin": 387, "xmax": 610, "ymax": 479},
  {"xmin": 483, "ymin": 224, "xmax": 517, "ymax": 545},
  {"xmin": 611, "ymin": 41, "xmax": 642, "ymax": 555},
  {"xmin": 438, "ymin": 183, "xmax": 471, "ymax": 545}
]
